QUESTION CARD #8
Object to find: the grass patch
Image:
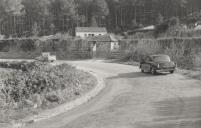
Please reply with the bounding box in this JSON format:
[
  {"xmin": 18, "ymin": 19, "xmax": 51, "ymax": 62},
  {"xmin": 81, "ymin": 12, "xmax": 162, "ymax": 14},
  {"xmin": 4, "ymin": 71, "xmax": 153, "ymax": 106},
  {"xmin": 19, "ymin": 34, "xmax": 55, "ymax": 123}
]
[{"xmin": 0, "ymin": 61, "xmax": 97, "ymax": 123}]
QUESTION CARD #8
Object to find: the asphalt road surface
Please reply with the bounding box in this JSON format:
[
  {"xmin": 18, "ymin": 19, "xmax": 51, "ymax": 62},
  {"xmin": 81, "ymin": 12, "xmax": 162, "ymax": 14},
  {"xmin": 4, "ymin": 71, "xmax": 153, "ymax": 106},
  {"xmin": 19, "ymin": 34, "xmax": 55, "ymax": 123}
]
[{"xmin": 27, "ymin": 60, "xmax": 201, "ymax": 128}]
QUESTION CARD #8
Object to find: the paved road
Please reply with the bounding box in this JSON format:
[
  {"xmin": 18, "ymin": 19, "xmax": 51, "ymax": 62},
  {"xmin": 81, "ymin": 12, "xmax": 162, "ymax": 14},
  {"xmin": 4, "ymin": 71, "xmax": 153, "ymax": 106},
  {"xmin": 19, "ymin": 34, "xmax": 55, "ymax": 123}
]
[{"xmin": 27, "ymin": 60, "xmax": 201, "ymax": 128}]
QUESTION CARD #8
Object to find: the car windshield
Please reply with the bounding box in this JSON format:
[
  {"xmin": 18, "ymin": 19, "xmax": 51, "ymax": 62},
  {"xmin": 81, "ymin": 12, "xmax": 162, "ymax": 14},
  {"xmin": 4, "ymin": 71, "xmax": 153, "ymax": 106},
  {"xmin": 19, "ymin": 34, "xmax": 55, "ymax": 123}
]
[{"xmin": 152, "ymin": 55, "xmax": 171, "ymax": 62}]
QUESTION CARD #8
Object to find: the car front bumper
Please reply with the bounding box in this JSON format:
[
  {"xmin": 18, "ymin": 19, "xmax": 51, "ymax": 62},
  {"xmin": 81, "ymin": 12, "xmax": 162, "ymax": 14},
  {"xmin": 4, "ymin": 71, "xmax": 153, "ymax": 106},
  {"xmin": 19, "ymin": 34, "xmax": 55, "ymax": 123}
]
[{"xmin": 156, "ymin": 68, "xmax": 176, "ymax": 73}]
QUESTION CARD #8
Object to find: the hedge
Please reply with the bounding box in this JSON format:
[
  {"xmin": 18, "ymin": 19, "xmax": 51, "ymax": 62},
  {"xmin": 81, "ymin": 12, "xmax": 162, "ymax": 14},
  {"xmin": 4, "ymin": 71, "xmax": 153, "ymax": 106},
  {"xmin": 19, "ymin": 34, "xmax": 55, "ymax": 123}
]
[
  {"xmin": 119, "ymin": 37, "xmax": 201, "ymax": 68},
  {"xmin": 0, "ymin": 38, "xmax": 92, "ymax": 59}
]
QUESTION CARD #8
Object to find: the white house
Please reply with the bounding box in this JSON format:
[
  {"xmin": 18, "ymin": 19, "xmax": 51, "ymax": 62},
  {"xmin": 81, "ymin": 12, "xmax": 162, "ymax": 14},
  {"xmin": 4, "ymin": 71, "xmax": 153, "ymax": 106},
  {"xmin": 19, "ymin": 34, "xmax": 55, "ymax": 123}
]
[{"xmin": 75, "ymin": 27, "xmax": 107, "ymax": 39}]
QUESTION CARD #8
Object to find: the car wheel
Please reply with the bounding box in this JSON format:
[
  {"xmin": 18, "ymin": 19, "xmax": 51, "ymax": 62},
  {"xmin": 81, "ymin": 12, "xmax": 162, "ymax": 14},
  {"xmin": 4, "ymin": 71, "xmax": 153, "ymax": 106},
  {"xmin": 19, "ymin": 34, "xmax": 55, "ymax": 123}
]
[
  {"xmin": 170, "ymin": 70, "xmax": 174, "ymax": 74},
  {"xmin": 151, "ymin": 68, "xmax": 157, "ymax": 75}
]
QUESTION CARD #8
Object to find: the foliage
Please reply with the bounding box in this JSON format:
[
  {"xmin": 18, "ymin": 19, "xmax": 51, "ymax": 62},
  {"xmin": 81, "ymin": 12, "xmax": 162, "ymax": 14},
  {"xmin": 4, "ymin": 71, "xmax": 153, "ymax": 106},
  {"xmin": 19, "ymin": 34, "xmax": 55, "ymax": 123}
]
[
  {"xmin": 156, "ymin": 13, "xmax": 164, "ymax": 25},
  {"xmin": 90, "ymin": 16, "xmax": 98, "ymax": 27},
  {"xmin": 154, "ymin": 22, "xmax": 169, "ymax": 38},
  {"xmin": 169, "ymin": 17, "xmax": 180, "ymax": 26},
  {"xmin": 131, "ymin": 19, "xmax": 138, "ymax": 28},
  {"xmin": 0, "ymin": 38, "xmax": 91, "ymax": 59},
  {"xmin": 119, "ymin": 38, "xmax": 201, "ymax": 69},
  {"xmin": 1, "ymin": 0, "xmax": 201, "ymax": 36},
  {"xmin": 0, "ymin": 61, "xmax": 46, "ymax": 71},
  {"xmin": 32, "ymin": 22, "xmax": 41, "ymax": 37},
  {"xmin": 0, "ymin": 61, "xmax": 96, "ymax": 113},
  {"xmin": 50, "ymin": 23, "xmax": 55, "ymax": 35}
]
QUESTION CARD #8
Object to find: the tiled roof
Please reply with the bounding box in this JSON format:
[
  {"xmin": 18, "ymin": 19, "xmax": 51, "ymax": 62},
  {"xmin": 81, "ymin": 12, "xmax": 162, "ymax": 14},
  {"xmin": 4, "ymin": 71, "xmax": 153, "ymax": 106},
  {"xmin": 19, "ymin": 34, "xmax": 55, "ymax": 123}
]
[
  {"xmin": 76, "ymin": 27, "xmax": 107, "ymax": 32},
  {"xmin": 88, "ymin": 34, "xmax": 118, "ymax": 42}
]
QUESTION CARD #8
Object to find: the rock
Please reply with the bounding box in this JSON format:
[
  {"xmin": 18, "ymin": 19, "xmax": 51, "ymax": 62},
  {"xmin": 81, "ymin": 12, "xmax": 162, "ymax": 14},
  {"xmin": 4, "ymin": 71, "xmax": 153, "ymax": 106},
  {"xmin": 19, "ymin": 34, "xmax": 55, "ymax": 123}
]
[
  {"xmin": 74, "ymin": 91, "xmax": 80, "ymax": 96},
  {"xmin": 46, "ymin": 95, "xmax": 60, "ymax": 103}
]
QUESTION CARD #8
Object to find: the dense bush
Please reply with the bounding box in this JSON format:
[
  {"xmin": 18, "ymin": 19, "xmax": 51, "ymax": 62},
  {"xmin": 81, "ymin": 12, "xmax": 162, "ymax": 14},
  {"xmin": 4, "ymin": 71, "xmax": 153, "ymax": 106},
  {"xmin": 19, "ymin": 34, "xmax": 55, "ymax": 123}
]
[
  {"xmin": 0, "ymin": 41, "xmax": 10, "ymax": 52},
  {"xmin": 0, "ymin": 61, "xmax": 96, "ymax": 110},
  {"xmin": 119, "ymin": 38, "xmax": 201, "ymax": 69},
  {"xmin": 0, "ymin": 38, "xmax": 92, "ymax": 59},
  {"xmin": 0, "ymin": 61, "xmax": 47, "ymax": 71},
  {"xmin": 20, "ymin": 40, "xmax": 36, "ymax": 52},
  {"xmin": 154, "ymin": 22, "xmax": 169, "ymax": 37}
]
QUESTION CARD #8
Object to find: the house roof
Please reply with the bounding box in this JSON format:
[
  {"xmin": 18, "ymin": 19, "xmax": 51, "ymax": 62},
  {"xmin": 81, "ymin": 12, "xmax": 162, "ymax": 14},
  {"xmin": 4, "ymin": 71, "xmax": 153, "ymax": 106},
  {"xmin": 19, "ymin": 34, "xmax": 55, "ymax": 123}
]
[
  {"xmin": 135, "ymin": 25, "xmax": 155, "ymax": 32},
  {"xmin": 76, "ymin": 27, "xmax": 107, "ymax": 33},
  {"xmin": 88, "ymin": 34, "xmax": 118, "ymax": 42},
  {"xmin": 126, "ymin": 25, "xmax": 155, "ymax": 35}
]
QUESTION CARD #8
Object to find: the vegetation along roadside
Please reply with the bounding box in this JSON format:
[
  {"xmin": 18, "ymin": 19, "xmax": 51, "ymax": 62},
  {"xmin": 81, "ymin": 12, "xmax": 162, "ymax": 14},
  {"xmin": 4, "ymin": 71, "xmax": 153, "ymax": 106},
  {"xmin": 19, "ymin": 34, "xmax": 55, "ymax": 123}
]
[{"xmin": 0, "ymin": 61, "xmax": 97, "ymax": 124}]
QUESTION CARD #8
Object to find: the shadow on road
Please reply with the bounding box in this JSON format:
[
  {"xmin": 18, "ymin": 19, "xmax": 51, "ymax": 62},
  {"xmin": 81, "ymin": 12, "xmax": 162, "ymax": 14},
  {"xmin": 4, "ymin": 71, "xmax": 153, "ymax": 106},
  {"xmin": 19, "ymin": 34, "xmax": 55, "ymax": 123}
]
[
  {"xmin": 153, "ymin": 96, "xmax": 201, "ymax": 120},
  {"xmin": 108, "ymin": 72, "xmax": 167, "ymax": 79},
  {"xmin": 141, "ymin": 96, "xmax": 201, "ymax": 128}
]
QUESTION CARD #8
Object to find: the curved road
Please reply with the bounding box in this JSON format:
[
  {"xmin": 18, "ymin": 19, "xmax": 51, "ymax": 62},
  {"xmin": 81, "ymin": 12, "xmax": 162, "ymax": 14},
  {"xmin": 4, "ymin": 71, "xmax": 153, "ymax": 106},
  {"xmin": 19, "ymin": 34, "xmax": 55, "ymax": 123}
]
[{"xmin": 27, "ymin": 60, "xmax": 201, "ymax": 128}]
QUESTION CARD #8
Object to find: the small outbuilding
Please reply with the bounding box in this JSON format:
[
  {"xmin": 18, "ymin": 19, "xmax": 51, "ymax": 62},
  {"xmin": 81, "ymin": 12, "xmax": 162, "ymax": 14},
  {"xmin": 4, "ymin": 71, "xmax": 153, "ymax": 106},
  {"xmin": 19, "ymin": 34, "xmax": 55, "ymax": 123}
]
[{"xmin": 88, "ymin": 34, "xmax": 119, "ymax": 58}]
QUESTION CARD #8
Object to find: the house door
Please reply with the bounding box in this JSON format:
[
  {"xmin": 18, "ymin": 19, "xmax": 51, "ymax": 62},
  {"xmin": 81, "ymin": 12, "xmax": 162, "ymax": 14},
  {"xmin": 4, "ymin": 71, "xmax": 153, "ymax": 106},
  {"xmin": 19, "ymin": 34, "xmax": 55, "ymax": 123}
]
[
  {"xmin": 95, "ymin": 42, "xmax": 111, "ymax": 58},
  {"xmin": 92, "ymin": 41, "xmax": 96, "ymax": 58}
]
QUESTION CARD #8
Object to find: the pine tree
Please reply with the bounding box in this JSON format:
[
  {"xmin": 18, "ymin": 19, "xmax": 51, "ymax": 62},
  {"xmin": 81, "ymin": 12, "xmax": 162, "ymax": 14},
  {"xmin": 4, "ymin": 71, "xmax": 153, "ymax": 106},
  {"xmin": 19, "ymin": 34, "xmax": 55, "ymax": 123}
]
[
  {"xmin": 32, "ymin": 22, "xmax": 40, "ymax": 37},
  {"xmin": 91, "ymin": 16, "xmax": 98, "ymax": 27},
  {"xmin": 156, "ymin": 13, "xmax": 164, "ymax": 25},
  {"xmin": 50, "ymin": 23, "xmax": 55, "ymax": 35}
]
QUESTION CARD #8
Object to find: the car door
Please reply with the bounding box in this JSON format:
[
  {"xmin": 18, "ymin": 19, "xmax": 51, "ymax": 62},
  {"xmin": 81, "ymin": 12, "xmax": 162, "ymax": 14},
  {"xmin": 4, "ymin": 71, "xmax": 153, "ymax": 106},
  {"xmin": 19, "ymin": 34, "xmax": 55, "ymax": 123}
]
[{"xmin": 141, "ymin": 56, "xmax": 152, "ymax": 71}]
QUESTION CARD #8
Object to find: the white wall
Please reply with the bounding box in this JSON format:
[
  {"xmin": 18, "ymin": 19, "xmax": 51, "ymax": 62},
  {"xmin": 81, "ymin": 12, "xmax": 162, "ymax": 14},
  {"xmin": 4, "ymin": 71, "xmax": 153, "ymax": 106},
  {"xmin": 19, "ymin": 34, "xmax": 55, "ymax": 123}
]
[
  {"xmin": 76, "ymin": 32, "xmax": 107, "ymax": 39},
  {"xmin": 111, "ymin": 41, "xmax": 119, "ymax": 51}
]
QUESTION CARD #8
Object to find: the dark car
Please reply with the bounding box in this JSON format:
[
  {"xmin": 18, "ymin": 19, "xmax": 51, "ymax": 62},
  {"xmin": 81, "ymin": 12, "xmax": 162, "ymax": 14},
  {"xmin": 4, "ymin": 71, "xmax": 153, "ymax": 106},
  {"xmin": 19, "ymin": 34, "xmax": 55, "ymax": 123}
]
[{"xmin": 139, "ymin": 54, "xmax": 176, "ymax": 75}]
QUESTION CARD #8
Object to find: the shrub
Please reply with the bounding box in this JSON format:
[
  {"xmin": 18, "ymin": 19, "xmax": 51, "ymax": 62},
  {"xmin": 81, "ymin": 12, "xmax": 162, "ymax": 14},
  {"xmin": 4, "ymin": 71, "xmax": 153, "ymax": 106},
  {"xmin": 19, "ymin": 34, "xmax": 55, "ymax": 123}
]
[
  {"xmin": 154, "ymin": 22, "xmax": 169, "ymax": 37},
  {"xmin": 0, "ymin": 61, "xmax": 96, "ymax": 110},
  {"xmin": 20, "ymin": 40, "xmax": 36, "ymax": 52},
  {"xmin": 169, "ymin": 17, "xmax": 180, "ymax": 26},
  {"xmin": 119, "ymin": 38, "xmax": 201, "ymax": 69},
  {"xmin": 0, "ymin": 61, "xmax": 47, "ymax": 71},
  {"xmin": 0, "ymin": 38, "xmax": 91, "ymax": 59}
]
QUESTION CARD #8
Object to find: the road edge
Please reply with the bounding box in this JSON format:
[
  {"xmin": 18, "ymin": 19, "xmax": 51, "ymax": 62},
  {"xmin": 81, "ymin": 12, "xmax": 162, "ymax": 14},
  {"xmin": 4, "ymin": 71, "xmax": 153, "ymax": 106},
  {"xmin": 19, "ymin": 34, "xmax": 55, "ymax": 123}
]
[
  {"xmin": 29, "ymin": 66, "xmax": 104, "ymax": 122},
  {"xmin": 4, "ymin": 66, "xmax": 105, "ymax": 128}
]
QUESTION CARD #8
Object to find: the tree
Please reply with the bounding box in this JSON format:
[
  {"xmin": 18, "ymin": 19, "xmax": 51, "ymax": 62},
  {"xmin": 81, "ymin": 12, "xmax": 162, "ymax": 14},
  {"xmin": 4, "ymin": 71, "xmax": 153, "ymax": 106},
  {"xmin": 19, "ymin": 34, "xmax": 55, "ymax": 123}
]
[
  {"xmin": 154, "ymin": 22, "xmax": 169, "ymax": 38},
  {"xmin": 90, "ymin": 16, "xmax": 98, "ymax": 27},
  {"xmin": 49, "ymin": 0, "xmax": 76, "ymax": 32},
  {"xmin": 1, "ymin": 0, "xmax": 201, "ymax": 36},
  {"xmin": 32, "ymin": 22, "xmax": 40, "ymax": 36},
  {"xmin": 169, "ymin": 17, "xmax": 180, "ymax": 26},
  {"xmin": 92, "ymin": 0, "xmax": 109, "ymax": 16},
  {"xmin": 132, "ymin": 19, "xmax": 138, "ymax": 28},
  {"xmin": 156, "ymin": 13, "xmax": 164, "ymax": 25},
  {"xmin": 22, "ymin": 0, "xmax": 50, "ymax": 34},
  {"xmin": 50, "ymin": 23, "xmax": 55, "ymax": 35},
  {"xmin": 76, "ymin": 0, "xmax": 109, "ymax": 27},
  {"xmin": 0, "ymin": 0, "xmax": 6, "ymax": 33},
  {"xmin": 0, "ymin": 0, "xmax": 23, "ymax": 36}
]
